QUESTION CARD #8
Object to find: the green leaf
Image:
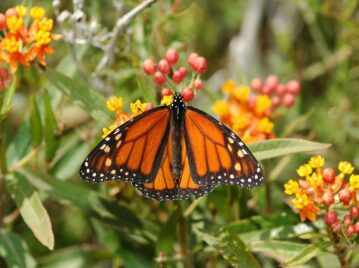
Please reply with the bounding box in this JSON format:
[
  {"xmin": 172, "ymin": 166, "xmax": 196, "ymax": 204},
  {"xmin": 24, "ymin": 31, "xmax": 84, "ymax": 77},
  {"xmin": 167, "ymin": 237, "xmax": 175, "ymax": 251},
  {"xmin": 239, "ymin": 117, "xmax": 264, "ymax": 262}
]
[
  {"xmin": 5, "ymin": 173, "xmax": 55, "ymax": 250},
  {"xmin": 30, "ymin": 95, "xmax": 42, "ymax": 146},
  {"xmin": 6, "ymin": 121, "xmax": 31, "ymax": 167},
  {"xmin": 43, "ymin": 90, "xmax": 59, "ymax": 161},
  {"xmin": 283, "ymin": 241, "xmax": 331, "ymax": 266},
  {"xmin": 248, "ymin": 138, "xmax": 331, "ymax": 160},
  {"xmin": 0, "ymin": 75, "xmax": 17, "ymax": 121},
  {"xmin": 0, "ymin": 233, "xmax": 36, "ymax": 268},
  {"xmin": 196, "ymin": 229, "xmax": 260, "ymax": 268},
  {"xmin": 45, "ymin": 68, "xmax": 111, "ymax": 124},
  {"xmin": 156, "ymin": 208, "xmax": 180, "ymax": 255},
  {"xmin": 19, "ymin": 168, "xmax": 143, "ymax": 229},
  {"xmin": 251, "ymin": 240, "xmax": 306, "ymax": 263}
]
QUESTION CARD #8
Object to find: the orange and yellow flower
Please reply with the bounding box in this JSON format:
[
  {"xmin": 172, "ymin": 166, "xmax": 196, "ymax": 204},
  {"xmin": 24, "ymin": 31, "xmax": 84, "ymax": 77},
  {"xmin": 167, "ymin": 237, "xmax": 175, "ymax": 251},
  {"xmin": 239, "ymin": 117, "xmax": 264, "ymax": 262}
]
[{"xmin": 0, "ymin": 5, "xmax": 61, "ymax": 72}]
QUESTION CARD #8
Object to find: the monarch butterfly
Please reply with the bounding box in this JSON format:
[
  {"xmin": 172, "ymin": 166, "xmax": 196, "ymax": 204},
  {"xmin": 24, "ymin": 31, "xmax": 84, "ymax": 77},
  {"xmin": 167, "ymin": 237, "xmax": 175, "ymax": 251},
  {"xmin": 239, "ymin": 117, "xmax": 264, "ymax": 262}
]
[{"xmin": 79, "ymin": 93, "xmax": 264, "ymax": 200}]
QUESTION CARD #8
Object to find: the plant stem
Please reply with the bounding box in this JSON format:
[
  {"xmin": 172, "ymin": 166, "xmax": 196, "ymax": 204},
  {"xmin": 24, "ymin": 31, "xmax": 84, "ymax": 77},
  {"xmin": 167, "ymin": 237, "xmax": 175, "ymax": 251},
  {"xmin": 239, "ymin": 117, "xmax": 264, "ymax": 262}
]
[
  {"xmin": 264, "ymin": 160, "xmax": 272, "ymax": 214},
  {"xmin": 176, "ymin": 201, "xmax": 192, "ymax": 268},
  {"xmin": 326, "ymin": 225, "xmax": 348, "ymax": 268}
]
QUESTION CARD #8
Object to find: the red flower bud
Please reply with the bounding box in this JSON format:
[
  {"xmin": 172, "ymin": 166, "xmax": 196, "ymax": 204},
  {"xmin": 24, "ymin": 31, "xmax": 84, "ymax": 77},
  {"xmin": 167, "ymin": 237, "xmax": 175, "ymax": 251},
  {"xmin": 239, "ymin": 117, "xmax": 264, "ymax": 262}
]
[
  {"xmin": 178, "ymin": 67, "xmax": 188, "ymax": 78},
  {"xmin": 188, "ymin": 53, "xmax": 198, "ymax": 68},
  {"xmin": 350, "ymin": 207, "xmax": 359, "ymax": 219},
  {"xmin": 0, "ymin": 14, "xmax": 6, "ymax": 29},
  {"xmin": 158, "ymin": 59, "xmax": 171, "ymax": 74},
  {"xmin": 265, "ymin": 75, "xmax": 279, "ymax": 92},
  {"xmin": 344, "ymin": 215, "xmax": 352, "ymax": 227},
  {"xmin": 338, "ymin": 188, "xmax": 352, "ymax": 205},
  {"xmin": 322, "ymin": 191, "xmax": 334, "ymax": 206},
  {"xmin": 262, "ymin": 85, "xmax": 273, "ymax": 95},
  {"xmin": 287, "ymin": 80, "xmax": 301, "ymax": 95},
  {"xmin": 271, "ymin": 96, "xmax": 281, "ymax": 108},
  {"xmin": 331, "ymin": 221, "xmax": 341, "ymax": 233},
  {"xmin": 354, "ymin": 222, "xmax": 359, "ymax": 233},
  {"xmin": 325, "ymin": 211, "xmax": 338, "ymax": 225},
  {"xmin": 145, "ymin": 103, "xmax": 153, "ymax": 111},
  {"xmin": 5, "ymin": 8, "xmax": 17, "ymax": 18},
  {"xmin": 172, "ymin": 71, "xmax": 183, "ymax": 84},
  {"xmin": 250, "ymin": 78, "xmax": 263, "ymax": 93},
  {"xmin": 142, "ymin": 59, "xmax": 156, "ymax": 75},
  {"xmin": 182, "ymin": 87, "xmax": 194, "ymax": 102},
  {"xmin": 154, "ymin": 71, "xmax": 166, "ymax": 85},
  {"xmin": 161, "ymin": 88, "xmax": 172, "ymax": 96},
  {"xmin": 193, "ymin": 57, "xmax": 207, "ymax": 74},
  {"xmin": 165, "ymin": 49, "xmax": 179, "ymax": 65},
  {"xmin": 276, "ymin": 84, "xmax": 287, "ymax": 96},
  {"xmin": 193, "ymin": 79, "xmax": 203, "ymax": 90},
  {"xmin": 282, "ymin": 93, "xmax": 295, "ymax": 108},
  {"xmin": 346, "ymin": 225, "xmax": 355, "ymax": 237},
  {"xmin": 323, "ymin": 168, "xmax": 336, "ymax": 184}
]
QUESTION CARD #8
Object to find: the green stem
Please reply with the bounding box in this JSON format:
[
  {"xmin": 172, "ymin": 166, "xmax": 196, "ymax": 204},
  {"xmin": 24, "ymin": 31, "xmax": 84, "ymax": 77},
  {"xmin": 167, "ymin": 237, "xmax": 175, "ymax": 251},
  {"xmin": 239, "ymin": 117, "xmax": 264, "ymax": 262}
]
[
  {"xmin": 325, "ymin": 225, "xmax": 348, "ymax": 268},
  {"xmin": 176, "ymin": 201, "xmax": 192, "ymax": 268},
  {"xmin": 264, "ymin": 160, "xmax": 272, "ymax": 215}
]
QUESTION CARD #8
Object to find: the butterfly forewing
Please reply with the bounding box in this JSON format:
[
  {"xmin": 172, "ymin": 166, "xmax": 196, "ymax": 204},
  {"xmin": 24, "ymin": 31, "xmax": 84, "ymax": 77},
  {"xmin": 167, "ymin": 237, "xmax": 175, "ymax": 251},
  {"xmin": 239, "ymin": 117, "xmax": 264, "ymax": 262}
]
[
  {"xmin": 184, "ymin": 107, "xmax": 264, "ymax": 188},
  {"xmin": 79, "ymin": 106, "xmax": 171, "ymax": 183}
]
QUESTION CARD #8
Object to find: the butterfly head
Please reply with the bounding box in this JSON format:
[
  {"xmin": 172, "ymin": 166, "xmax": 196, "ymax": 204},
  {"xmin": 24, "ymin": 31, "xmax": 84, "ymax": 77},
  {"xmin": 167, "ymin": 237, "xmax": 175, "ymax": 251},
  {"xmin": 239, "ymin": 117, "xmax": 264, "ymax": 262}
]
[{"xmin": 170, "ymin": 93, "xmax": 185, "ymax": 121}]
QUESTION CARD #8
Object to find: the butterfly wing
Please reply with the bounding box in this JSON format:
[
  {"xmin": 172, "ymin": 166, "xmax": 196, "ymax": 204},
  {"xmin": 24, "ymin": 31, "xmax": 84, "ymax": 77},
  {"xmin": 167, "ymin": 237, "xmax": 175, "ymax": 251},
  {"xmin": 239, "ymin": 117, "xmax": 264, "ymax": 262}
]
[
  {"xmin": 184, "ymin": 107, "xmax": 264, "ymax": 188},
  {"xmin": 79, "ymin": 106, "xmax": 171, "ymax": 183},
  {"xmin": 133, "ymin": 131, "xmax": 214, "ymax": 201}
]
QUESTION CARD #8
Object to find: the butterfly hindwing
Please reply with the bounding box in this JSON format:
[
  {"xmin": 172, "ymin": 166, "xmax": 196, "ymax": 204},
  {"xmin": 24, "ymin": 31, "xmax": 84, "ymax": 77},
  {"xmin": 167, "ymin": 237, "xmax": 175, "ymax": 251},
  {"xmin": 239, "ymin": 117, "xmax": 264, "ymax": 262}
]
[
  {"xmin": 79, "ymin": 106, "xmax": 171, "ymax": 183},
  {"xmin": 184, "ymin": 107, "xmax": 264, "ymax": 188}
]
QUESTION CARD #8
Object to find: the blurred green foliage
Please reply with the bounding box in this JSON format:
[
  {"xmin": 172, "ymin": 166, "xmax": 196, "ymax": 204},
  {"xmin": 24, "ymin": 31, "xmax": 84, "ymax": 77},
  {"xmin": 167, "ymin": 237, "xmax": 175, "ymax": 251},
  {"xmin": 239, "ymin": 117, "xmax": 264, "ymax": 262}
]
[{"xmin": 0, "ymin": 0, "xmax": 358, "ymax": 267}]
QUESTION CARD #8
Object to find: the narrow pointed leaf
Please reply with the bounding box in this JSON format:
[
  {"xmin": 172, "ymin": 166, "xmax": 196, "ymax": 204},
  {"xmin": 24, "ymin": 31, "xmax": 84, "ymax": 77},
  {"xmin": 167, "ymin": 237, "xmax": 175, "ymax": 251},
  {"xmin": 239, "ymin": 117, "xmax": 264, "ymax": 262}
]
[
  {"xmin": 44, "ymin": 90, "xmax": 59, "ymax": 161},
  {"xmin": 0, "ymin": 76, "xmax": 17, "ymax": 121},
  {"xmin": 248, "ymin": 138, "xmax": 331, "ymax": 160},
  {"xmin": 30, "ymin": 95, "xmax": 42, "ymax": 146},
  {"xmin": 0, "ymin": 233, "xmax": 36, "ymax": 268},
  {"xmin": 5, "ymin": 173, "xmax": 55, "ymax": 250}
]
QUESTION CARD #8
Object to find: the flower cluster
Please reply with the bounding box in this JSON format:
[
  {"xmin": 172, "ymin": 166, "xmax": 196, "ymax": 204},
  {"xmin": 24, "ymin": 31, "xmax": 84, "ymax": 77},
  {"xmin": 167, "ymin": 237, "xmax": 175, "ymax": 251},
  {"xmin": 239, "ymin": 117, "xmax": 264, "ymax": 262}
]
[
  {"xmin": 284, "ymin": 156, "xmax": 359, "ymax": 237},
  {"xmin": 0, "ymin": 5, "xmax": 61, "ymax": 72},
  {"xmin": 142, "ymin": 49, "xmax": 207, "ymax": 102},
  {"xmin": 213, "ymin": 75, "xmax": 301, "ymax": 143},
  {"xmin": 102, "ymin": 96, "xmax": 152, "ymax": 137}
]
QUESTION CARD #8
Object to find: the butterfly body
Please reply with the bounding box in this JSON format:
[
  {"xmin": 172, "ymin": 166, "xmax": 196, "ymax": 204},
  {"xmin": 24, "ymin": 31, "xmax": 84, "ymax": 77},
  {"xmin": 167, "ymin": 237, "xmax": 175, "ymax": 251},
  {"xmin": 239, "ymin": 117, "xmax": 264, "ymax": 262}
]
[{"xmin": 80, "ymin": 93, "xmax": 264, "ymax": 200}]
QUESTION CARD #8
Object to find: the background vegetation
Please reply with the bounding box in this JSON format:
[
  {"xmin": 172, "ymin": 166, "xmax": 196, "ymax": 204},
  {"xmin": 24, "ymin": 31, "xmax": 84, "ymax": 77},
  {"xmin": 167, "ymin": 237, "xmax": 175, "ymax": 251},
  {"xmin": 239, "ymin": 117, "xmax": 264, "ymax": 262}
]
[{"xmin": 0, "ymin": 0, "xmax": 358, "ymax": 267}]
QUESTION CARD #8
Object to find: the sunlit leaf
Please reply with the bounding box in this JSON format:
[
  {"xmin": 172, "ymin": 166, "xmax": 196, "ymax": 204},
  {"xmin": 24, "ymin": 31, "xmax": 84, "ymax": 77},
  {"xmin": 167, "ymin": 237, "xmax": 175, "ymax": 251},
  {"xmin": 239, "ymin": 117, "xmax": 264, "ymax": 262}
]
[
  {"xmin": 283, "ymin": 241, "xmax": 331, "ymax": 266},
  {"xmin": 248, "ymin": 138, "xmax": 331, "ymax": 160},
  {"xmin": 6, "ymin": 173, "xmax": 54, "ymax": 250},
  {"xmin": 45, "ymin": 68, "xmax": 111, "ymax": 124},
  {"xmin": 0, "ymin": 76, "xmax": 17, "ymax": 121},
  {"xmin": 0, "ymin": 233, "xmax": 36, "ymax": 268},
  {"xmin": 20, "ymin": 168, "xmax": 143, "ymax": 229}
]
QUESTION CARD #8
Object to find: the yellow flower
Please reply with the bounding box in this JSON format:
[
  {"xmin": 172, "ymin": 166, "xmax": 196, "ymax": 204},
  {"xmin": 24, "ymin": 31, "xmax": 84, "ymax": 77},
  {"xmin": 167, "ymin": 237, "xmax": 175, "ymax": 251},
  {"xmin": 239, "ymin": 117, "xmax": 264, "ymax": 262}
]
[
  {"xmin": 161, "ymin": 95, "xmax": 173, "ymax": 106},
  {"xmin": 255, "ymin": 95, "xmax": 272, "ymax": 114},
  {"xmin": 307, "ymin": 172, "xmax": 323, "ymax": 188},
  {"xmin": 34, "ymin": 30, "xmax": 51, "ymax": 46},
  {"xmin": 106, "ymin": 96, "xmax": 123, "ymax": 113},
  {"xmin": 258, "ymin": 117, "xmax": 274, "ymax": 134},
  {"xmin": 102, "ymin": 124, "xmax": 117, "ymax": 138},
  {"xmin": 297, "ymin": 164, "xmax": 313, "ymax": 177},
  {"xmin": 30, "ymin": 7, "xmax": 45, "ymax": 20},
  {"xmin": 338, "ymin": 161, "xmax": 354, "ymax": 175},
  {"xmin": 213, "ymin": 100, "xmax": 229, "ymax": 117},
  {"xmin": 37, "ymin": 18, "xmax": 53, "ymax": 32},
  {"xmin": 2, "ymin": 36, "xmax": 22, "ymax": 53},
  {"xmin": 292, "ymin": 193, "xmax": 311, "ymax": 209},
  {"xmin": 284, "ymin": 179, "xmax": 299, "ymax": 195},
  {"xmin": 231, "ymin": 114, "xmax": 249, "ymax": 131},
  {"xmin": 349, "ymin": 174, "xmax": 359, "ymax": 192},
  {"xmin": 15, "ymin": 5, "xmax": 27, "ymax": 17},
  {"xmin": 242, "ymin": 133, "xmax": 256, "ymax": 143},
  {"xmin": 130, "ymin": 99, "xmax": 146, "ymax": 116},
  {"xmin": 221, "ymin": 80, "xmax": 236, "ymax": 94},
  {"xmin": 6, "ymin": 16, "xmax": 23, "ymax": 33},
  {"xmin": 233, "ymin": 85, "xmax": 250, "ymax": 102},
  {"xmin": 309, "ymin": 155, "xmax": 325, "ymax": 169}
]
